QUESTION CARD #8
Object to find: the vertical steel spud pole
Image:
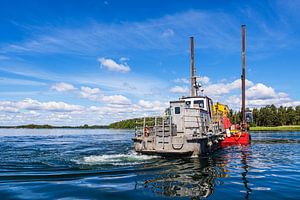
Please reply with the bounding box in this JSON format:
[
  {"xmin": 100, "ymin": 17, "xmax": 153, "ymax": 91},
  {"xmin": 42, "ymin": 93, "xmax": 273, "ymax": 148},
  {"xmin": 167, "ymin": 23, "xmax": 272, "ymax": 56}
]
[
  {"xmin": 241, "ymin": 25, "xmax": 246, "ymax": 130},
  {"xmin": 190, "ymin": 37, "xmax": 195, "ymax": 97}
]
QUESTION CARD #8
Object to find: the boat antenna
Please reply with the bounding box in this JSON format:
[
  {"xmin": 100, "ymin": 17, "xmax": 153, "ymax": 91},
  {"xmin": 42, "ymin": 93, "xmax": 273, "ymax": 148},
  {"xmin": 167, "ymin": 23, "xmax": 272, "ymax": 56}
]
[
  {"xmin": 190, "ymin": 36, "xmax": 195, "ymax": 97},
  {"xmin": 193, "ymin": 76, "xmax": 203, "ymax": 96},
  {"xmin": 241, "ymin": 24, "xmax": 246, "ymax": 130}
]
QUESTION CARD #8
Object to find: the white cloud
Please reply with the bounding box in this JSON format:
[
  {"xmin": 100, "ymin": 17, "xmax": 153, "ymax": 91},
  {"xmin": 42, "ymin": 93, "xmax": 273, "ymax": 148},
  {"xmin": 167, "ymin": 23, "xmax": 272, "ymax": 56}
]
[
  {"xmin": 225, "ymin": 95, "xmax": 241, "ymax": 109},
  {"xmin": 0, "ymin": 105, "xmax": 19, "ymax": 113},
  {"xmin": 174, "ymin": 78, "xmax": 190, "ymax": 84},
  {"xmin": 28, "ymin": 110, "xmax": 40, "ymax": 116},
  {"xmin": 49, "ymin": 113, "xmax": 72, "ymax": 120},
  {"xmin": 40, "ymin": 101, "xmax": 83, "ymax": 112},
  {"xmin": 1, "ymin": 98, "xmax": 83, "ymax": 113},
  {"xmin": 225, "ymin": 83, "xmax": 299, "ymax": 109},
  {"xmin": 205, "ymin": 83, "xmax": 231, "ymax": 96},
  {"xmin": 51, "ymin": 82, "xmax": 76, "ymax": 92},
  {"xmin": 278, "ymin": 92, "xmax": 289, "ymax": 98},
  {"xmin": 79, "ymin": 86, "xmax": 131, "ymax": 105},
  {"xmin": 80, "ymin": 86, "xmax": 101, "ymax": 101},
  {"xmin": 205, "ymin": 79, "xmax": 253, "ymax": 97},
  {"xmin": 170, "ymin": 86, "xmax": 189, "ymax": 94},
  {"xmin": 198, "ymin": 76, "xmax": 210, "ymax": 84},
  {"xmin": 138, "ymin": 100, "xmax": 156, "ymax": 108},
  {"xmin": 80, "ymin": 86, "xmax": 101, "ymax": 95},
  {"xmin": 0, "ymin": 98, "xmax": 167, "ymax": 126},
  {"xmin": 0, "ymin": 69, "xmax": 299, "ymax": 125},
  {"xmin": 102, "ymin": 95, "xmax": 131, "ymax": 105},
  {"xmin": 98, "ymin": 57, "xmax": 130, "ymax": 73},
  {"xmin": 229, "ymin": 79, "xmax": 254, "ymax": 90},
  {"xmin": 19, "ymin": 98, "xmax": 83, "ymax": 112},
  {"xmin": 247, "ymin": 83, "xmax": 277, "ymax": 100},
  {"xmin": 138, "ymin": 100, "xmax": 167, "ymax": 112},
  {"xmin": 282, "ymin": 101, "xmax": 300, "ymax": 107},
  {"xmin": 174, "ymin": 76, "xmax": 210, "ymax": 85}
]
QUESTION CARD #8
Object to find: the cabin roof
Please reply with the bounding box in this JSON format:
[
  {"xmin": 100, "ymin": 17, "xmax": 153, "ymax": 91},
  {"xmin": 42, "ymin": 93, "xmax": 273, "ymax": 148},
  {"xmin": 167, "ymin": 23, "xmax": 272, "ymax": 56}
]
[
  {"xmin": 180, "ymin": 96, "xmax": 212, "ymax": 101},
  {"xmin": 169, "ymin": 100, "xmax": 185, "ymax": 104}
]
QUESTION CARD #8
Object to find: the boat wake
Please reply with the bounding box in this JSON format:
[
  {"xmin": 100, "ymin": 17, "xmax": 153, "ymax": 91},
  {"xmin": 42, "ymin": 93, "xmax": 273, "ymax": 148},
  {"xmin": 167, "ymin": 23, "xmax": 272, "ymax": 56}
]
[{"xmin": 77, "ymin": 151, "xmax": 159, "ymax": 166}]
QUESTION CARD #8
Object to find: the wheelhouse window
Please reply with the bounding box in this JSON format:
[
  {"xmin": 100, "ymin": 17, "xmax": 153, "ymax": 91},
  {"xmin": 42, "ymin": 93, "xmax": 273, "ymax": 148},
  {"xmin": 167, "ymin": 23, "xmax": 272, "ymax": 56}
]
[
  {"xmin": 194, "ymin": 100, "xmax": 204, "ymax": 108},
  {"xmin": 185, "ymin": 101, "xmax": 191, "ymax": 108},
  {"xmin": 175, "ymin": 107, "xmax": 180, "ymax": 114}
]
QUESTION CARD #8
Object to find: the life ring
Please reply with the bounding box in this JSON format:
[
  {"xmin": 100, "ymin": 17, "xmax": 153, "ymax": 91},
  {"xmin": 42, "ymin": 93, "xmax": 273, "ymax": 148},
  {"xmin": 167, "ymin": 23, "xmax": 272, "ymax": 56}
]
[{"xmin": 144, "ymin": 127, "xmax": 149, "ymax": 137}]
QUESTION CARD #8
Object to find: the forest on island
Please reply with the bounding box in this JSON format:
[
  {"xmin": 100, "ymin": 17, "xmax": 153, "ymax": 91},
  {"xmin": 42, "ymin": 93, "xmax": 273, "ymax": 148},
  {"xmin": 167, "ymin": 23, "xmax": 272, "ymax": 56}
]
[
  {"xmin": 1, "ymin": 105, "xmax": 299, "ymax": 129},
  {"xmin": 228, "ymin": 105, "xmax": 300, "ymax": 127},
  {"xmin": 109, "ymin": 105, "xmax": 300, "ymax": 129}
]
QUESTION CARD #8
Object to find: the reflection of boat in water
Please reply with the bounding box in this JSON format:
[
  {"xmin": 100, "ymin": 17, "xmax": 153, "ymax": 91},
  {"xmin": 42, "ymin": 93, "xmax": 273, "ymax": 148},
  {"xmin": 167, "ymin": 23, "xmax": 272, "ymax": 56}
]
[
  {"xmin": 136, "ymin": 147, "xmax": 252, "ymax": 199},
  {"xmin": 132, "ymin": 25, "xmax": 251, "ymax": 157},
  {"xmin": 140, "ymin": 158, "xmax": 219, "ymax": 198},
  {"xmin": 241, "ymin": 148, "xmax": 252, "ymax": 199}
]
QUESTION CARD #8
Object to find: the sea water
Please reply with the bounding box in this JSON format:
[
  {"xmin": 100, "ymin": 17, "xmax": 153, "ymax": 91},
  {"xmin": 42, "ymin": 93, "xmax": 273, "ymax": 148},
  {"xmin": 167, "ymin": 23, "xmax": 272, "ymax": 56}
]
[{"xmin": 0, "ymin": 129, "xmax": 299, "ymax": 199}]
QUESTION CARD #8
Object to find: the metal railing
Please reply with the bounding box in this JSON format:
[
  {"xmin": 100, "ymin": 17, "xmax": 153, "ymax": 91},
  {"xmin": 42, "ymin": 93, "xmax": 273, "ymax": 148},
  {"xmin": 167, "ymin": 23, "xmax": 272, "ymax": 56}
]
[{"xmin": 135, "ymin": 117, "xmax": 174, "ymax": 137}]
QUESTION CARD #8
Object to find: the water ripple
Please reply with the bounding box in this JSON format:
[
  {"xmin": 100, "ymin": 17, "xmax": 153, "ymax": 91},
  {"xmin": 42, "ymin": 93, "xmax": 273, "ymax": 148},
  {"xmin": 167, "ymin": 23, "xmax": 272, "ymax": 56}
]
[{"xmin": 0, "ymin": 129, "xmax": 299, "ymax": 199}]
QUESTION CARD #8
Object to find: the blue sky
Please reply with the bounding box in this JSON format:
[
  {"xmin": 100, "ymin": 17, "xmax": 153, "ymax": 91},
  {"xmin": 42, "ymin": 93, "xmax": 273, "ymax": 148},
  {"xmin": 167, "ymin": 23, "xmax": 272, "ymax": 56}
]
[{"xmin": 0, "ymin": 0, "xmax": 300, "ymax": 125}]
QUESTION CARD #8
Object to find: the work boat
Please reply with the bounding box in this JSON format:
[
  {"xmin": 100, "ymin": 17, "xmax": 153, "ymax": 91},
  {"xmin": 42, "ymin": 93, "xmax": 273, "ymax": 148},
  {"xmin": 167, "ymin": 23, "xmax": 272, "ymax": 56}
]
[
  {"xmin": 132, "ymin": 94, "xmax": 225, "ymax": 157},
  {"xmin": 132, "ymin": 25, "xmax": 251, "ymax": 157},
  {"xmin": 132, "ymin": 37, "xmax": 225, "ymax": 157}
]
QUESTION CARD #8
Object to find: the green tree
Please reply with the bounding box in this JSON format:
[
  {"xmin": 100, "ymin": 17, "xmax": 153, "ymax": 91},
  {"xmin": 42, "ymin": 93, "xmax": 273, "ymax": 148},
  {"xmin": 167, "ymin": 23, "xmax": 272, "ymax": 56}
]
[
  {"xmin": 252, "ymin": 108, "xmax": 259, "ymax": 126},
  {"xmin": 228, "ymin": 109, "xmax": 234, "ymax": 123},
  {"xmin": 286, "ymin": 107, "xmax": 296, "ymax": 125},
  {"xmin": 277, "ymin": 106, "xmax": 286, "ymax": 126},
  {"xmin": 296, "ymin": 106, "xmax": 300, "ymax": 125}
]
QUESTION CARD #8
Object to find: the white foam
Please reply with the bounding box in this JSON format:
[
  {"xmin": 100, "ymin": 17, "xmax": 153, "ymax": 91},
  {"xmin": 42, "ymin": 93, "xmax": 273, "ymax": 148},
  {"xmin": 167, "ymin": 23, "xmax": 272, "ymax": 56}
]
[
  {"xmin": 252, "ymin": 187, "xmax": 271, "ymax": 191},
  {"xmin": 78, "ymin": 152, "xmax": 159, "ymax": 166}
]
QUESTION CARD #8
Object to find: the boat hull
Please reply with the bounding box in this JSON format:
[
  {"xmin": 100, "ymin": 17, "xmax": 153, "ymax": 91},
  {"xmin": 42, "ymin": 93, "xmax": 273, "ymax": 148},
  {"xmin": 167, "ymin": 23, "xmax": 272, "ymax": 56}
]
[
  {"xmin": 133, "ymin": 134, "xmax": 222, "ymax": 158},
  {"xmin": 220, "ymin": 132, "xmax": 250, "ymax": 147}
]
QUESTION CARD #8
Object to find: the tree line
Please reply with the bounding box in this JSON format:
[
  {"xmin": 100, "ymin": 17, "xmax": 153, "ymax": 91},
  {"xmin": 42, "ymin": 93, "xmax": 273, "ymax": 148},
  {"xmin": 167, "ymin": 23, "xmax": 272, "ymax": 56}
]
[
  {"xmin": 1, "ymin": 105, "xmax": 299, "ymax": 129},
  {"xmin": 228, "ymin": 105, "xmax": 300, "ymax": 127},
  {"xmin": 108, "ymin": 117, "xmax": 163, "ymax": 129},
  {"xmin": 0, "ymin": 124, "xmax": 109, "ymax": 129},
  {"xmin": 110, "ymin": 105, "xmax": 300, "ymax": 129}
]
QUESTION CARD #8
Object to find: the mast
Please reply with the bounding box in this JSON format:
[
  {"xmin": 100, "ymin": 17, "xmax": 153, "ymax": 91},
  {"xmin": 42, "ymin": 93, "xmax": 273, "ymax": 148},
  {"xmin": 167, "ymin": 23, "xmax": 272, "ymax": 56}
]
[
  {"xmin": 241, "ymin": 25, "xmax": 246, "ymax": 129},
  {"xmin": 190, "ymin": 37, "xmax": 195, "ymax": 97}
]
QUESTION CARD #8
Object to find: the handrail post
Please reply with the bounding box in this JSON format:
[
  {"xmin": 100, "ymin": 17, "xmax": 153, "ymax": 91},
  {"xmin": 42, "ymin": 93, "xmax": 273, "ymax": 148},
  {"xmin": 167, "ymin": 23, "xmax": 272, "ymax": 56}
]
[
  {"xmin": 143, "ymin": 117, "xmax": 146, "ymax": 137},
  {"xmin": 135, "ymin": 120, "xmax": 137, "ymax": 137},
  {"xmin": 154, "ymin": 117, "xmax": 157, "ymax": 137},
  {"xmin": 170, "ymin": 115, "xmax": 172, "ymax": 136},
  {"xmin": 170, "ymin": 115, "xmax": 173, "ymax": 145},
  {"xmin": 162, "ymin": 118, "xmax": 165, "ymax": 149}
]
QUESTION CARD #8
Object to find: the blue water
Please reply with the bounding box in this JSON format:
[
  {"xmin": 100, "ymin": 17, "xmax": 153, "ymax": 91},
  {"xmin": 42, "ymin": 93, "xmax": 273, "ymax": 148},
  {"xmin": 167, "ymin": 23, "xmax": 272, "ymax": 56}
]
[{"xmin": 0, "ymin": 129, "xmax": 299, "ymax": 200}]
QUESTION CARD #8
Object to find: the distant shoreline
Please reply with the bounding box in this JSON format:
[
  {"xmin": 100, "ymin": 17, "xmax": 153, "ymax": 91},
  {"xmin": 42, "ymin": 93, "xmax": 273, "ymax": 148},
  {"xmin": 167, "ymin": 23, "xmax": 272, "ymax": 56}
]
[
  {"xmin": 1, "ymin": 124, "xmax": 300, "ymax": 131},
  {"xmin": 0, "ymin": 124, "xmax": 109, "ymax": 129},
  {"xmin": 250, "ymin": 125, "xmax": 300, "ymax": 131}
]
